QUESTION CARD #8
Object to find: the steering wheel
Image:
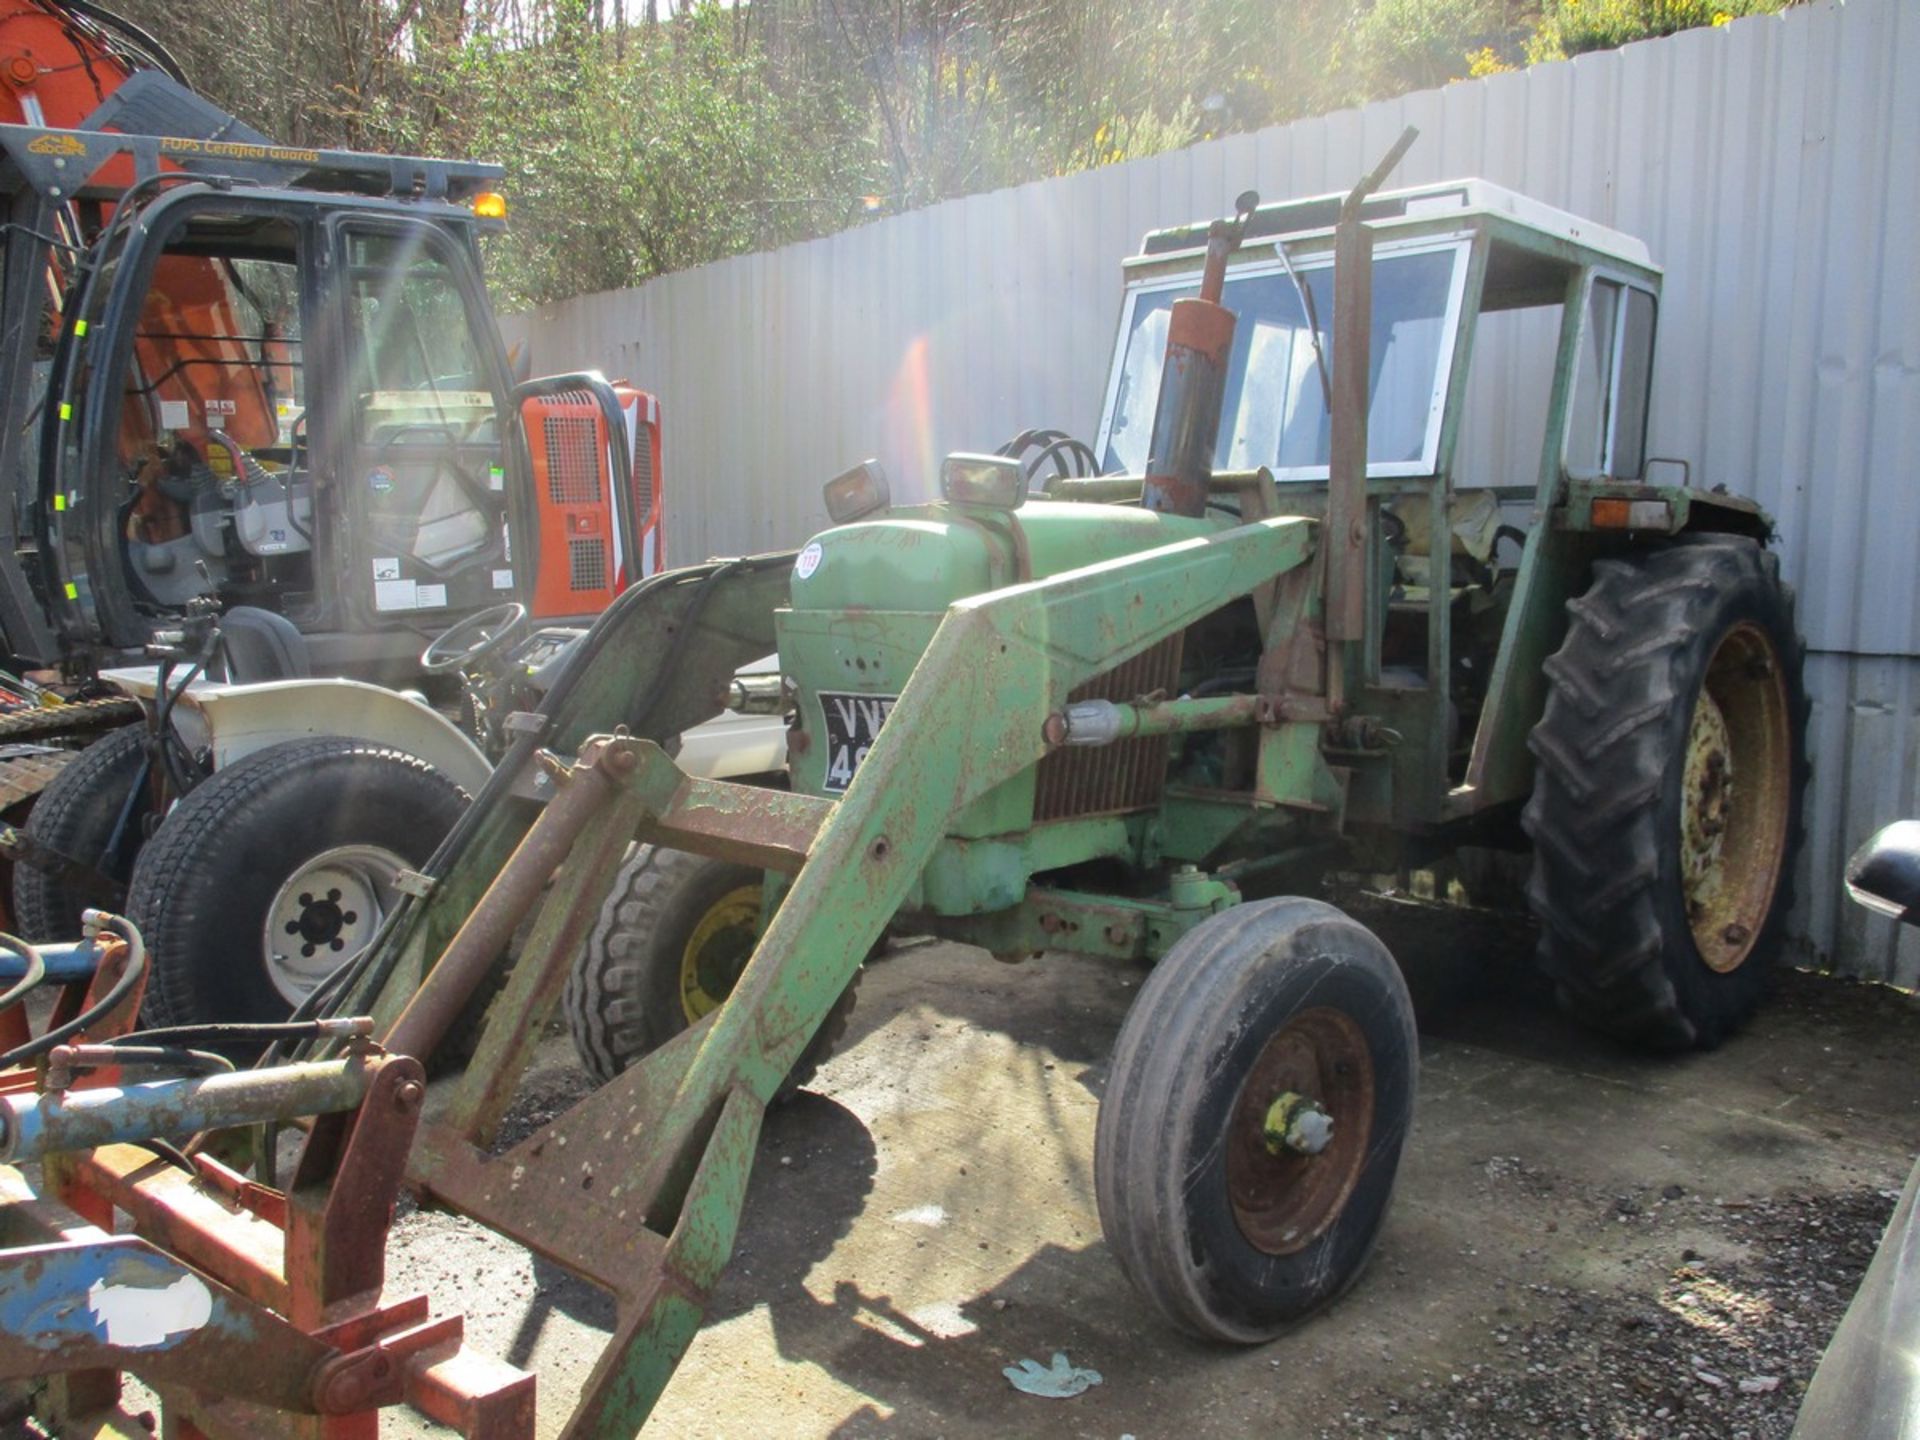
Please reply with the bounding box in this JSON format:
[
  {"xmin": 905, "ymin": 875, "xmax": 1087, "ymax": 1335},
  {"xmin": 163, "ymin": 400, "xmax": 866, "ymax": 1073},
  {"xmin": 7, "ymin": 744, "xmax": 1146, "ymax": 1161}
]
[{"xmin": 421, "ymin": 601, "xmax": 527, "ymax": 674}]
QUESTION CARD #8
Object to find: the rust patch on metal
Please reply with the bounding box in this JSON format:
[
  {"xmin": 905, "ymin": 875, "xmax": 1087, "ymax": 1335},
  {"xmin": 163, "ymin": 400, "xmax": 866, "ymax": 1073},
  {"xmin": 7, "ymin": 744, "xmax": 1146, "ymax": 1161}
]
[{"xmin": 1226, "ymin": 1006, "xmax": 1374, "ymax": 1255}]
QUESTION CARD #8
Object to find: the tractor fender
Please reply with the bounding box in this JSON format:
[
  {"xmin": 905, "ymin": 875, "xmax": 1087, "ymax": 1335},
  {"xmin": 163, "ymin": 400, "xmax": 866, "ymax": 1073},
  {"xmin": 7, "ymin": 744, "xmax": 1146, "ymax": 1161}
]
[{"xmin": 98, "ymin": 670, "xmax": 493, "ymax": 795}]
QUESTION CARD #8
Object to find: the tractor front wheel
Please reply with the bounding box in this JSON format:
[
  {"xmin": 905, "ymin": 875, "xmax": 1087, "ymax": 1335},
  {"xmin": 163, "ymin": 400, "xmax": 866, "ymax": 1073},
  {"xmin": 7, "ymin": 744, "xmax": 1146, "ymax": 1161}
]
[
  {"xmin": 564, "ymin": 846, "xmax": 860, "ymax": 1094},
  {"xmin": 1522, "ymin": 536, "xmax": 1808, "ymax": 1050},
  {"xmin": 1094, "ymin": 897, "xmax": 1418, "ymax": 1343}
]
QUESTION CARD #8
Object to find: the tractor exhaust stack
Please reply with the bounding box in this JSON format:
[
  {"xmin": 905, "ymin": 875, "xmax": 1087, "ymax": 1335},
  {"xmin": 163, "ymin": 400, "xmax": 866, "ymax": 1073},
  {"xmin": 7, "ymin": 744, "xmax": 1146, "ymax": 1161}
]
[{"xmin": 1141, "ymin": 190, "xmax": 1259, "ymax": 517}]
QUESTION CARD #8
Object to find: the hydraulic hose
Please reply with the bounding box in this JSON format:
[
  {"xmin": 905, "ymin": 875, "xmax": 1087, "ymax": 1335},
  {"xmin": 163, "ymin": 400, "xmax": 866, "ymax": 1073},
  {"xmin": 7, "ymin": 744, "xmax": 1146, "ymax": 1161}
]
[{"xmin": 0, "ymin": 912, "xmax": 144, "ymax": 1068}]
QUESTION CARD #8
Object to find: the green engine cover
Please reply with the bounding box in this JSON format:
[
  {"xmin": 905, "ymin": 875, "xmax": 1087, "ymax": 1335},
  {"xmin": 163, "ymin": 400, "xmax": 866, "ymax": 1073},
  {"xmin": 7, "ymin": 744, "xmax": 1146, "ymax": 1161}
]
[
  {"xmin": 788, "ymin": 498, "xmax": 1222, "ymax": 615},
  {"xmin": 778, "ymin": 498, "xmax": 1226, "ymax": 824}
]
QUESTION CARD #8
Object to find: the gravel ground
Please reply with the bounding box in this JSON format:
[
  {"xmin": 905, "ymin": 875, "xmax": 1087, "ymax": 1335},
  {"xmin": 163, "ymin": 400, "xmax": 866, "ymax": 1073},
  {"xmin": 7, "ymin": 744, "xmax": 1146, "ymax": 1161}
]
[
  {"xmin": 1320, "ymin": 1181, "xmax": 1895, "ymax": 1440},
  {"xmin": 403, "ymin": 949, "xmax": 1914, "ymax": 1440},
  {"xmin": 7, "ymin": 907, "xmax": 1915, "ymax": 1439}
]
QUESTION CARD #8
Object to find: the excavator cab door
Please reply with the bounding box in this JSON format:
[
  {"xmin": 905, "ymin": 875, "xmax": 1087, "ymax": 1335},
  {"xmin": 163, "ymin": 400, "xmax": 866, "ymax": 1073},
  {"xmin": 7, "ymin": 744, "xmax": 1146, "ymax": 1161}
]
[
  {"xmin": 329, "ymin": 218, "xmax": 524, "ymax": 648},
  {"xmin": 38, "ymin": 190, "xmax": 320, "ymax": 657}
]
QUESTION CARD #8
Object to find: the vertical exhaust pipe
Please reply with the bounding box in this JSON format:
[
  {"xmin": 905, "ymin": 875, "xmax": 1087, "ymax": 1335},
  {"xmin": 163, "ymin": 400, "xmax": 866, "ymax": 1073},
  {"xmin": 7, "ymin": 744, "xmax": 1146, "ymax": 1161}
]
[{"xmin": 1142, "ymin": 191, "xmax": 1259, "ymax": 517}]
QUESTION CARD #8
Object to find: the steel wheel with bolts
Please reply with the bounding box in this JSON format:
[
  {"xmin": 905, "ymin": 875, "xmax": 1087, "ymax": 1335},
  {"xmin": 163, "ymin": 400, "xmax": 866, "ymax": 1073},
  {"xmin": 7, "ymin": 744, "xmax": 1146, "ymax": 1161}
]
[
  {"xmin": 129, "ymin": 737, "xmax": 469, "ymax": 1052},
  {"xmin": 1095, "ymin": 897, "xmax": 1418, "ymax": 1343},
  {"xmin": 1523, "ymin": 535, "xmax": 1808, "ymax": 1050},
  {"xmin": 262, "ymin": 843, "xmax": 409, "ymax": 1005}
]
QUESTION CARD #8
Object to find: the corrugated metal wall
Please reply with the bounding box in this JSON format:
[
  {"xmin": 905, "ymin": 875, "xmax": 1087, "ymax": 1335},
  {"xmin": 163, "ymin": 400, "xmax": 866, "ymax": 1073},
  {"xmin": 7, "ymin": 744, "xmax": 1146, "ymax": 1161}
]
[{"xmin": 510, "ymin": 0, "xmax": 1920, "ymax": 982}]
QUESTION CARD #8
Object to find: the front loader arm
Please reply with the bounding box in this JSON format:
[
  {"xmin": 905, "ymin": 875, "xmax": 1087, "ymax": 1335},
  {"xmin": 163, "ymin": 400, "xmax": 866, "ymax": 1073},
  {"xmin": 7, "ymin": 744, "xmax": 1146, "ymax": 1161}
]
[{"xmin": 349, "ymin": 515, "xmax": 1317, "ymax": 1436}]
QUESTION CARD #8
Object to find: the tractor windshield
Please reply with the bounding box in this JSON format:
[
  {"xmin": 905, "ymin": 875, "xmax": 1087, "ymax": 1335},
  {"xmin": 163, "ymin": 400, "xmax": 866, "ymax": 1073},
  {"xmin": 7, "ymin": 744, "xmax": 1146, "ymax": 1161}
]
[{"xmin": 1099, "ymin": 240, "xmax": 1466, "ymax": 481}]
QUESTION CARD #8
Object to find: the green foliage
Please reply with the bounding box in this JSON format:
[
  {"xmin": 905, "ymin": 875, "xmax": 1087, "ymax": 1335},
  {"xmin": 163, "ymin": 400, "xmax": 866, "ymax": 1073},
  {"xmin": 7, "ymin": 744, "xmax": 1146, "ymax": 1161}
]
[
  {"xmin": 105, "ymin": 0, "xmax": 1798, "ymax": 308},
  {"xmin": 1339, "ymin": 0, "xmax": 1532, "ymax": 99},
  {"xmin": 1528, "ymin": 0, "xmax": 1789, "ymax": 62},
  {"xmin": 433, "ymin": 6, "xmax": 867, "ymax": 302}
]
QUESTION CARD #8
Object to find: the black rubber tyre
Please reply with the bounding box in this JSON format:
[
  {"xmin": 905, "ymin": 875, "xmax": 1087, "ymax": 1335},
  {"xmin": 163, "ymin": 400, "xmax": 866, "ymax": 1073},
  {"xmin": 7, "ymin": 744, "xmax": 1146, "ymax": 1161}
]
[
  {"xmin": 127, "ymin": 738, "xmax": 470, "ymax": 1039},
  {"xmin": 1522, "ymin": 536, "xmax": 1809, "ymax": 1051},
  {"xmin": 564, "ymin": 845, "xmax": 861, "ymax": 1095},
  {"xmin": 12, "ymin": 724, "xmax": 151, "ymax": 941},
  {"xmin": 1095, "ymin": 897, "xmax": 1418, "ymax": 1344}
]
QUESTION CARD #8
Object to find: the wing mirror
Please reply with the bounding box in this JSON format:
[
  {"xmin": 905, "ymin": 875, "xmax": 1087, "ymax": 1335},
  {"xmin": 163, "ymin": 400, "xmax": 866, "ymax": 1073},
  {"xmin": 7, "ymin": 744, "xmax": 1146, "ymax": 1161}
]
[{"xmin": 1845, "ymin": 820, "xmax": 1920, "ymax": 926}]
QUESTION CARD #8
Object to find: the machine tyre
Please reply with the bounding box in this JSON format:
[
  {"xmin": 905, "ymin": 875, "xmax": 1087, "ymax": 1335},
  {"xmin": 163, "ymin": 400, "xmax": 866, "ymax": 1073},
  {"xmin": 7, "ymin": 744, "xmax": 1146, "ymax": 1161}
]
[
  {"xmin": 128, "ymin": 738, "xmax": 469, "ymax": 1044},
  {"xmin": 12, "ymin": 724, "xmax": 150, "ymax": 941},
  {"xmin": 1095, "ymin": 897, "xmax": 1417, "ymax": 1344},
  {"xmin": 1523, "ymin": 536, "xmax": 1808, "ymax": 1050},
  {"xmin": 564, "ymin": 845, "xmax": 860, "ymax": 1095}
]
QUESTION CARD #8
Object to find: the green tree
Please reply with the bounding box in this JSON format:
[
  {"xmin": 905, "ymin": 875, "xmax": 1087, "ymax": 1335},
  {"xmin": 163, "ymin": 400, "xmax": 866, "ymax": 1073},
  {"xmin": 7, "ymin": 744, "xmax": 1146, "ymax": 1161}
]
[{"xmin": 103, "ymin": 0, "xmax": 1799, "ymax": 306}]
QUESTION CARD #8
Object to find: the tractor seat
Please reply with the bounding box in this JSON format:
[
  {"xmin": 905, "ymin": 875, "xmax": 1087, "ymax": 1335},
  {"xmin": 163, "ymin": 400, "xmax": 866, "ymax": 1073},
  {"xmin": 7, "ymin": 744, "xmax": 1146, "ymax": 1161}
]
[
  {"xmin": 215, "ymin": 606, "xmax": 312, "ymax": 682},
  {"xmin": 1387, "ymin": 490, "xmax": 1503, "ymax": 592}
]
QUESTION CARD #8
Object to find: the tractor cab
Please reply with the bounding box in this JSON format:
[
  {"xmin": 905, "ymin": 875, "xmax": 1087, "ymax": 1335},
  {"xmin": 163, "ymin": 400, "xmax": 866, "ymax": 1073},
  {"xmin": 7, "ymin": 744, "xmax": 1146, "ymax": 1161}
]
[
  {"xmin": 1096, "ymin": 178, "xmax": 1765, "ymax": 827},
  {"xmin": 0, "ymin": 105, "xmax": 659, "ymax": 685}
]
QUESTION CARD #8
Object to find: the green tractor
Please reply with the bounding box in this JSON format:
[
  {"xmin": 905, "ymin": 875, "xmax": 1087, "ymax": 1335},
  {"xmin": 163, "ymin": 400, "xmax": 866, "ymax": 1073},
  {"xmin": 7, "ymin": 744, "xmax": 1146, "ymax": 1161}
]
[{"xmin": 324, "ymin": 133, "xmax": 1807, "ymax": 1432}]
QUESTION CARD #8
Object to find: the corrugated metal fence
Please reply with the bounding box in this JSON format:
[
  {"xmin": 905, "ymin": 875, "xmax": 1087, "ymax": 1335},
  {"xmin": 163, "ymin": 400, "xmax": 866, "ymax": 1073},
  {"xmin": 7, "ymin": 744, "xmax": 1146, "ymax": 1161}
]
[{"xmin": 510, "ymin": 0, "xmax": 1920, "ymax": 982}]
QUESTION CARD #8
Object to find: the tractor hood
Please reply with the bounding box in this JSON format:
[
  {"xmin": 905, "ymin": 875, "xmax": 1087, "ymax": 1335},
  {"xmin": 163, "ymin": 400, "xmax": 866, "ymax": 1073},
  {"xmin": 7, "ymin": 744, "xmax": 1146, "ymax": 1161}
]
[
  {"xmin": 788, "ymin": 498, "xmax": 1228, "ymax": 614},
  {"xmin": 777, "ymin": 495, "xmax": 1234, "ymax": 818}
]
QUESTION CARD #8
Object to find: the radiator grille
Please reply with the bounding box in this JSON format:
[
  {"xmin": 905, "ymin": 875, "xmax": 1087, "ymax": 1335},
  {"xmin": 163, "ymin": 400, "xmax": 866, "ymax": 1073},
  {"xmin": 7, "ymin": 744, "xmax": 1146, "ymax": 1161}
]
[
  {"xmin": 568, "ymin": 537, "xmax": 608, "ymax": 593},
  {"xmin": 631, "ymin": 421, "xmax": 655, "ymax": 526},
  {"xmin": 1032, "ymin": 633, "xmax": 1184, "ymax": 822},
  {"xmin": 543, "ymin": 410, "xmax": 602, "ymax": 504}
]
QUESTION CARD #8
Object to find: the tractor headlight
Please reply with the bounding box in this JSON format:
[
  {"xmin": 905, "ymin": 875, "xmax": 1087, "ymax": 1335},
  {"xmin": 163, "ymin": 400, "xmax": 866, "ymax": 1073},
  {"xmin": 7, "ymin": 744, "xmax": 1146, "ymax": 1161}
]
[
  {"xmin": 824, "ymin": 460, "xmax": 891, "ymax": 524},
  {"xmin": 941, "ymin": 453, "xmax": 1027, "ymax": 511}
]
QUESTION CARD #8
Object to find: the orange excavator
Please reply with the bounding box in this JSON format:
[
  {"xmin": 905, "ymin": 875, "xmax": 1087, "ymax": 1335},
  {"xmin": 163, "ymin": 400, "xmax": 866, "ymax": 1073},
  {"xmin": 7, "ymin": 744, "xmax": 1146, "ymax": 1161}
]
[{"xmin": 0, "ymin": 0, "xmax": 665, "ymax": 687}]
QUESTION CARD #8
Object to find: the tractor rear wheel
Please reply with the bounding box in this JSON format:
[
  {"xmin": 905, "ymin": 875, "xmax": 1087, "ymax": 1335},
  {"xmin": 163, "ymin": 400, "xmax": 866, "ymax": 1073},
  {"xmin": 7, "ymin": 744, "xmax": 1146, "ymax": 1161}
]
[
  {"xmin": 1095, "ymin": 897, "xmax": 1418, "ymax": 1343},
  {"xmin": 564, "ymin": 845, "xmax": 861, "ymax": 1095},
  {"xmin": 1523, "ymin": 536, "xmax": 1808, "ymax": 1050},
  {"xmin": 127, "ymin": 738, "xmax": 469, "ymax": 1047},
  {"xmin": 12, "ymin": 724, "xmax": 150, "ymax": 941}
]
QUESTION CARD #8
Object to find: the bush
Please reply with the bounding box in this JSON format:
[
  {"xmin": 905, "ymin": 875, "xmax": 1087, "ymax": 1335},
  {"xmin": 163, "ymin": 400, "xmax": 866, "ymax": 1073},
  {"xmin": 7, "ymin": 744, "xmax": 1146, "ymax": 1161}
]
[{"xmin": 1528, "ymin": 0, "xmax": 1794, "ymax": 62}]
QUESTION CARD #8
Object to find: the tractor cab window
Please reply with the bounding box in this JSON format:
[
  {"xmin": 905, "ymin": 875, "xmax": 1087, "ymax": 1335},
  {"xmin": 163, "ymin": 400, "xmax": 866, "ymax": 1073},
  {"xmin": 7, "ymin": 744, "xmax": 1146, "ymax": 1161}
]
[
  {"xmin": 1566, "ymin": 278, "xmax": 1656, "ymax": 479},
  {"xmin": 340, "ymin": 226, "xmax": 508, "ymax": 623},
  {"xmin": 1099, "ymin": 242, "xmax": 1466, "ymax": 480}
]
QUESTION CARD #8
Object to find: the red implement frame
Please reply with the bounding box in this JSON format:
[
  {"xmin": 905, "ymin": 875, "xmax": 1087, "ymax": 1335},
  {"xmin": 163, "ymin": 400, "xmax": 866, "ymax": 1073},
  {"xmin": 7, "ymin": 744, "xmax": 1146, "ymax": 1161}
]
[{"xmin": 0, "ymin": 939, "xmax": 531, "ymax": 1439}]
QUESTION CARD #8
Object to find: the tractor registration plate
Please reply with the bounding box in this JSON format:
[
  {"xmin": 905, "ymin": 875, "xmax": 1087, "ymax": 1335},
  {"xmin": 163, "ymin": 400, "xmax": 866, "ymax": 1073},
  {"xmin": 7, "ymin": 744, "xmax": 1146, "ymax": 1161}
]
[{"xmin": 819, "ymin": 691, "xmax": 897, "ymax": 793}]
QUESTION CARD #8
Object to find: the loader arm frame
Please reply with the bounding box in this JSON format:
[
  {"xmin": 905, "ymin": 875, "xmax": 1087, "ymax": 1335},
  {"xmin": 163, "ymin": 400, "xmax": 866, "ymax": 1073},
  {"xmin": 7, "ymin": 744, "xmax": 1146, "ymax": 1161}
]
[{"xmin": 327, "ymin": 514, "xmax": 1316, "ymax": 1434}]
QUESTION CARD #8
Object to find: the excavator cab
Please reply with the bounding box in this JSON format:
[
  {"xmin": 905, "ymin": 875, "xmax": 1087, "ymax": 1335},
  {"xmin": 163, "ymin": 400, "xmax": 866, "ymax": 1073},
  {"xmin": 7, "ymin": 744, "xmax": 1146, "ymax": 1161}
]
[{"xmin": 0, "ymin": 94, "xmax": 654, "ymax": 685}]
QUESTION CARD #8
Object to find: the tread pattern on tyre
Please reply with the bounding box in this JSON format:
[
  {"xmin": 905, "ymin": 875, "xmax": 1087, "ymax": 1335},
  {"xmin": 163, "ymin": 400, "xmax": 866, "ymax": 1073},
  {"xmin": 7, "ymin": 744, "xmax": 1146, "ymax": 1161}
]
[
  {"xmin": 1521, "ymin": 536, "xmax": 1809, "ymax": 1050},
  {"xmin": 564, "ymin": 844, "xmax": 859, "ymax": 1094},
  {"xmin": 130, "ymin": 737, "xmax": 468, "ymax": 1032},
  {"xmin": 12, "ymin": 724, "xmax": 149, "ymax": 941},
  {"xmin": 1095, "ymin": 896, "xmax": 1418, "ymax": 1344}
]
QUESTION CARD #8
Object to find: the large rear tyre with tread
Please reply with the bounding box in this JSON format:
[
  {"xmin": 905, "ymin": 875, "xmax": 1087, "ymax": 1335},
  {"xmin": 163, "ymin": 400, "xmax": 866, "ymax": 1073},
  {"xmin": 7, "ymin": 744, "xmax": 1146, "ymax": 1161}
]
[
  {"xmin": 1095, "ymin": 897, "xmax": 1418, "ymax": 1344},
  {"xmin": 12, "ymin": 725, "xmax": 150, "ymax": 941},
  {"xmin": 564, "ymin": 845, "xmax": 860, "ymax": 1095},
  {"xmin": 1522, "ymin": 536, "xmax": 1808, "ymax": 1050},
  {"xmin": 127, "ymin": 738, "xmax": 470, "ymax": 1044}
]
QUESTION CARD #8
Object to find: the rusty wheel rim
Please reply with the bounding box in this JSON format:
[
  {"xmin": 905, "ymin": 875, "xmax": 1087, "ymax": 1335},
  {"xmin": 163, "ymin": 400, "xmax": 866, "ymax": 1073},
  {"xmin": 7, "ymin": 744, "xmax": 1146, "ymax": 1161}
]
[
  {"xmin": 1680, "ymin": 621, "xmax": 1792, "ymax": 974},
  {"xmin": 1225, "ymin": 1006, "xmax": 1375, "ymax": 1256},
  {"xmin": 678, "ymin": 884, "xmax": 761, "ymax": 1024}
]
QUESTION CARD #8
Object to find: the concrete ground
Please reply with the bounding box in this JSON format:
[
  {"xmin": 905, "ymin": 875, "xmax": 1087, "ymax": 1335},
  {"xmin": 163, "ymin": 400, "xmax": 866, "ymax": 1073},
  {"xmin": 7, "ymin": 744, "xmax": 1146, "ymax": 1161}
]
[{"xmin": 388, "ymin": 902, "xmax": 1920, "ymax": 1439}]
